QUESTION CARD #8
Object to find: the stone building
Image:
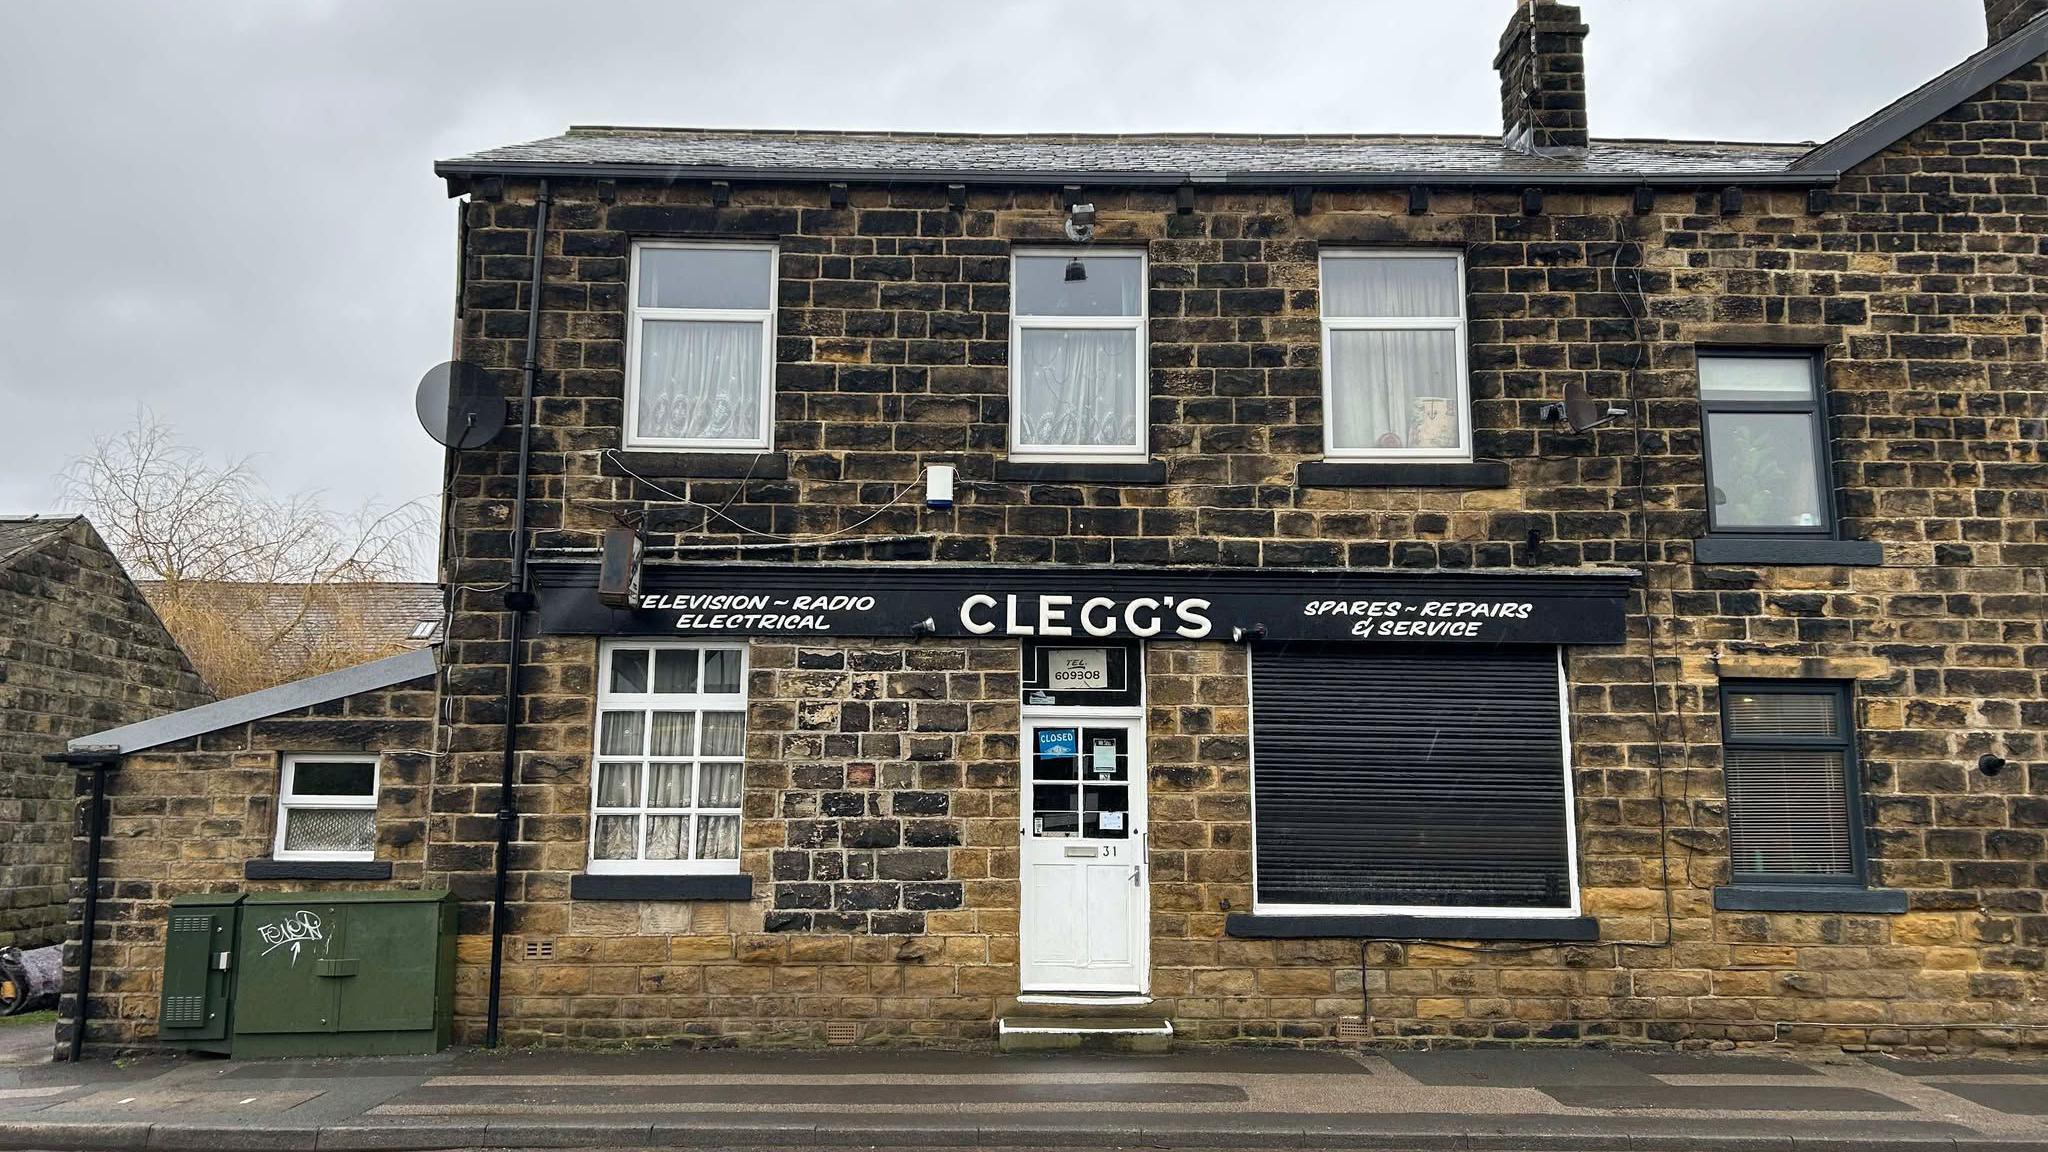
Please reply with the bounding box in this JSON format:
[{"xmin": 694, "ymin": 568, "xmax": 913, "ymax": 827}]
[
  {"xmin": 62, "ymin": 1, "xmax": 2047, "ymax": 1054},
  {"xmin": 0, "ymin": 516, "xmax": 209, "ymax": 950}
]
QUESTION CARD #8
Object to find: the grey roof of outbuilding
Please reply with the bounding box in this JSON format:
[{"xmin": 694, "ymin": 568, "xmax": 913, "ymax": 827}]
[
  {"xmin": 0, "ymin": 515, "xmax": 80, "ymax": 567},
  {"xmin": 438, "ymin": 129, "xmax": 1818, "ymax": 186},
  {"xmin": 64, "ymin": 646, "xmax": 438, "ymax": 757}
]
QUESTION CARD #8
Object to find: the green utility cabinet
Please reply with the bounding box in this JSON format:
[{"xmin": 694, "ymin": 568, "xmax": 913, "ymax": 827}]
[
  {"xmin": 159, "ymin": 893, "xmax": 244, "ymax": 1052},
  {"xmin": 159, "ymin": 889, "xmax": 457, "ymax": 1058}
]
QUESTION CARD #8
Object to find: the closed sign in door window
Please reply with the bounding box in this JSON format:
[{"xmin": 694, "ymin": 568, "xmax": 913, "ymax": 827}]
[{"xmin": 1031, "ymin": 725, "xmax": 1130, "ymax": 839}]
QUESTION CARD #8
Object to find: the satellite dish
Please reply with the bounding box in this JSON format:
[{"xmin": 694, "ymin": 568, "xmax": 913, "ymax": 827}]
[
  {"xmin": 414, "ymin": 361, "xmax": 506, "ymax": 449},
  {"xmin": 1562, "ymin": 380, "xmax": 1629, "ymax": 434}
]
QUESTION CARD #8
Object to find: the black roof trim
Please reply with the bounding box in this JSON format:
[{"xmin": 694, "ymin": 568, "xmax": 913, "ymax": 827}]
[
  {"xmin": 433, "ymin": 157, "xmax": 1831, "ymax": 189},
  {"xmin": 1797, "ymin": 12, "xmax": 2048, "ymax": 174}
]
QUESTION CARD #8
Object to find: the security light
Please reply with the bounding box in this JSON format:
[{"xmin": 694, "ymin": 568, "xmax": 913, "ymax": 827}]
[
  {"xmin": 1063, "ymin": 202, "xmax": 1096, "ymax": 243},
  {"xmin": 1064, "ymin": 257, "xmax": 1086, "ymax": 282}
]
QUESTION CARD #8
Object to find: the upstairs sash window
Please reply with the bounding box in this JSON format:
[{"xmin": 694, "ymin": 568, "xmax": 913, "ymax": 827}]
[
  {"xmin": 626, "ymin": 242, "xmax": 777, "ymax": 450},
  {"xmin": 1010, "ymin": 250, "xmax": 1148, "ymax": 462},
  {"xmin": 1699, "ymin": 352, "xmax": 1834, "ymax": 534},
  {"xmin": 1321, "ymin": 251, "xmax": 1472, "ymax": 461}
]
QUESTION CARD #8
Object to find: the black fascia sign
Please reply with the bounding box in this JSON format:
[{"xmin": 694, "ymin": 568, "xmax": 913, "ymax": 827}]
[{"xmin": 531, "ymin": 562, "xmax": 1633, "ymax": 646}]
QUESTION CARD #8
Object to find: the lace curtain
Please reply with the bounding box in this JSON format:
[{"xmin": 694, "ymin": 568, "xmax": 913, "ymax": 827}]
[
  {"xmin": 1324, "ymin": 257, "xmax": 1463, "ymax": 453},
  {"xmin": 1016, "ymin": 329, "xmax": 1138, "ymax": 448},
  {"xmin": 636, "ymin": 319, "xmax": 762, "ymax": 441},
  {"xmin": 1326, "ymin": 330, "xmax": 1459, "ymax": 451}
]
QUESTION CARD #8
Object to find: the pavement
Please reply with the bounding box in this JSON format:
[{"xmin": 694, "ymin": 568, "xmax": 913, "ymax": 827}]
[{"xmin": 2, "ymin": 1028, "xmax": 2048, "ymax": 1151}]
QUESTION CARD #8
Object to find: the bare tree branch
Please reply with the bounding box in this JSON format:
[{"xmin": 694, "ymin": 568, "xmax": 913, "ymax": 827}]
[{"xmin": 60, "ymin": 407, "xmax": 436, "ymax": 695}]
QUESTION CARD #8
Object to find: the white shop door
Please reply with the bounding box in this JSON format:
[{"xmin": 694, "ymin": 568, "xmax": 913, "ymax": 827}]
[{"xmin": 1019, "ymin": 717, "xmax": 1148, "ymax": 993}]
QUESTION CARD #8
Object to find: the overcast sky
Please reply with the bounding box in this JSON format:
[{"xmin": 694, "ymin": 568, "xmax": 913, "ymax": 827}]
[{"xmin": 0, "ymin": 0, "xmax": 1989, "ymax": 564}]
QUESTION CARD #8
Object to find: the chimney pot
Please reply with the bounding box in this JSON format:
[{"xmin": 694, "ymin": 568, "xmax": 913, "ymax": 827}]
[
  {"xmin": 1495, "ymin": 1, "xmax": 1591, "ymax": 156},
  {"xmin": 1985, "ymin": 0, "xmax": 2048, "ymax": 43}
]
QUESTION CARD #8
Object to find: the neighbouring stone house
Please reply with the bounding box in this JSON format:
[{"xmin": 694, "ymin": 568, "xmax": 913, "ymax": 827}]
[
  {"xmin": 0, "ymin": 517, "xmax": 209, "ymax": 950},
  {"xmin": 62, "ymin": 1, "xmax": 2047, "ymax": 1055}
]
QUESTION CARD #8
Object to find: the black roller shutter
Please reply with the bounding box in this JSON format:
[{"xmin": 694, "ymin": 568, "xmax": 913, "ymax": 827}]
[{"xmin": 1252, "ymin": 644, "xmax": 1573, "ymax": 911}]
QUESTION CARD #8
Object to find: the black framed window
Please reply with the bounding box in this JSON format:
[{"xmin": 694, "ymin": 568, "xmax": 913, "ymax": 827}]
[
  {"xmin": 1699, "ymin": 351, "xmax": 1835, "ymax": 536},
  {"xmin": 1719, "ymin": 681, "xmax": 1866, "ymax": 887}
]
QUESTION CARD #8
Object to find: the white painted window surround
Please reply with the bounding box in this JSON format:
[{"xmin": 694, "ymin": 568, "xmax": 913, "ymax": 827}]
[
  {"xmin": 624, "ymin": 241, "xmax": 777, "ymax": 451},
  {"xmin": 589, "ymin": 641, "xmax": 747, "ymax": 875},
  {"xmin": 274, "ymin": 754, "xmax": 379, "ymax": 862},
  {"xmin": 1009, "ymin": 249, "xmax": 1149, "ymax": 463},
  {"xmin": 1320, "ymin": 250, "xmax": 1473, "ymax": 463}
]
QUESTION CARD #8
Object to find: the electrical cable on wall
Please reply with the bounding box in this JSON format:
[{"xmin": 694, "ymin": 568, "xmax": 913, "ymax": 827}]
[{"xmin": 601, "ymin": 448, "xmax": 935, "ymax": 545}]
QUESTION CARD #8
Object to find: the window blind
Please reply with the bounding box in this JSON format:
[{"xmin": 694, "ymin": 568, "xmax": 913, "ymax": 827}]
[
  {"xmin": 1251, "ymin": 644, "xmax": 1573, "ymax": 911},
  {"xmin": 1720, "ymin": 683, "xmax": 1860, "ymax": 883}
]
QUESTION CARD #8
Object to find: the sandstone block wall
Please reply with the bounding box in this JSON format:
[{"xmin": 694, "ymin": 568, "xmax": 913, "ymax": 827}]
[{"xmin": 0, "ymin": 519, "xmax": 207, "ymax": 950}]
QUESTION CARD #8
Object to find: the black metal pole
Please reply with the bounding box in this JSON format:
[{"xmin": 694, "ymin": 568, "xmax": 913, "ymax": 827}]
[
  {"xmin": 485, "ymin": 177, "xmax": 548, "ymax": 1050},
  {"xmin": 70, "ymin": 763, "xmax": 111, "ymax": 1062}
]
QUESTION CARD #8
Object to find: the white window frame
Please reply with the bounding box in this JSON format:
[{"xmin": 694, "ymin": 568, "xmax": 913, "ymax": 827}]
[
  {"xmin": 623, "ymin": 240, "xmax": 778, "ymax": 451},
  {"xmin": 1247, "ymin": 646, "xmax": 1582, "ymax": 919},
  {"xmin": 589, "ymin": 640, "xmax": 748, "ymax": 876},
  {"xmin": 1318, "ymin": 249, "xmax": 1473, "ymax": 463},
  {"xmin": 273, "ymin": 754, "xmax": 380, "ymax": 863},
  {"xmin": 1008, "ymin": 247, "xmax": 1149, "ymax": 463}
]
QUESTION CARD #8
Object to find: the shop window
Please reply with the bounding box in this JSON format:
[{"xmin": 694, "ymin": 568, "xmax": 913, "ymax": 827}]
[
  {"xmin": 1699, "ymin": 352, "xmax": 1835, "ymax": 534},
  {"xmin": 274, "ymin": 755, "xmax": 379, "ymax": 862},
  {"xmin": 1009, "ymin": 249, "xmax": 1148, "ymax": 462},
  {"xmin": 1319, "ymin": 251, "xmax": 1471, "ymax": 461},
  {"xmin": 1719, "ymin": 681, "xmax": 1865, "ymax": 885},
  {"xmin": 1250, "ymin": 644, "xmax": 1576, "ymax": 916},
  {"xmin": 589, "ymin": 641, "xmax": 747, "ymax": 874},
  {"xmin": 624, "ymin": 241, "xmax": 777, "ymax": 450}
]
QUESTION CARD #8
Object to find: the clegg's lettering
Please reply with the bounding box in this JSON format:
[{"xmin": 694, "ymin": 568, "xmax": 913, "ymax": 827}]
[{"xmin": 959, "ymin": 594, "xmax": 1213, "ymax": 639}]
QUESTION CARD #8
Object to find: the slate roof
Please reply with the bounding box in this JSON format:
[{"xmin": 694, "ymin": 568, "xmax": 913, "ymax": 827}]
[
  {"xmin": 0, "ymin": 515, "xmax": 80, "ymax": 568},
  {"xmin": 65, "ymin": 646, "xmax": 439, "ymax": 757},
  {"xmin": 438, "ymin": 129, "xmax": 1818, "ymax": 187},
  {"xmin": 136, "ymin": 581, "xmax": 445, "ymax": 651},
  {"xmin": 439, "ymin": 13, "xmax": 2048, "ymax": 190}
]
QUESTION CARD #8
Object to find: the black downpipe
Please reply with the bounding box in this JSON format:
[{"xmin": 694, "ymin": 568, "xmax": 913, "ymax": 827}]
[
  {"xmin": 70, "ymin": 758, "xmax": 115, "ymax": 1061},
  {"xmin": 485, "ymin": 178, "xmax": 549, "ymax": 1049}
]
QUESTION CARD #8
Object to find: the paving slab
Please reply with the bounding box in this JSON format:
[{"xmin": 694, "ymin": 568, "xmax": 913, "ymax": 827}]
[
  {"xmin": 1935, "ymin": 1082, "xmax": 2048, "ymax": 1115},
  {"xmin": 1385, "ymin": 1049, "xmax": 1670, "ymax": 1088},
  {"xmin": 0, "ymin": 1045, "xmax": 2040, "ymax": 1151},
  {"xmin": 1542, "ymin": 1083, "xmax": 1916, "ymax": 1111}
]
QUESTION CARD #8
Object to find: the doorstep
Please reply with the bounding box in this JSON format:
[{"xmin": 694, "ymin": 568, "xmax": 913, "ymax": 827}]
[{"xmin": 998, "ymin": 1015, "xmax": 1174, "ymax": 1053}]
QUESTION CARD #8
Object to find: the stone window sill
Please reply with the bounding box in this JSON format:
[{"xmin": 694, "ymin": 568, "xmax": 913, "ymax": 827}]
[
  {"xmin": 1713, "ymin": 885, "xmax": 1906, "ymax": 914},
  {"xmin": 570, "ymin": 873, "xmax": 754, "ymax": 902},
  {"xmin": 245, "ymin": 859, "xmax": 392, "ymax": 881},
  {"xmin": 605, "ymin": 451, "xmax": 788, "ymax": 480},
  {"xmin": 996, "ymin": 461, "xmax": 1167, "ymax": 484},
  {"xmin": 1297, "ymin": 460, "xmax": 1510, "ymax": 489},
  {"xmin": 1225, "ymin": 912, "xmax": 1597, "ymax": 942},
  {"xmin": 1692, "ymin": 536, "xmax": 1882, "ymax": 566}
]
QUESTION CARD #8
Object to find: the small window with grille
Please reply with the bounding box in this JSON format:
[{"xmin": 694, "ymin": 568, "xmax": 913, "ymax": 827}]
[
  {"xmin": 274, "ymin": 755, "xmax": 379, "ymax": 862},
  {"xmin": 1719, "ymin": 681, "xmax": 1865, "ymax": 886}
]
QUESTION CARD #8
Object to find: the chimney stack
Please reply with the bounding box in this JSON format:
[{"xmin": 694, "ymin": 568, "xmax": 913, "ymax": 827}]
[
  {"xmin": 1985, "ymin": 0, "xmax": 2048, "ymax": 43},
  {"xmin": 1495, "ymin": 1, "xmax": 1590, "ymax": 156}
]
